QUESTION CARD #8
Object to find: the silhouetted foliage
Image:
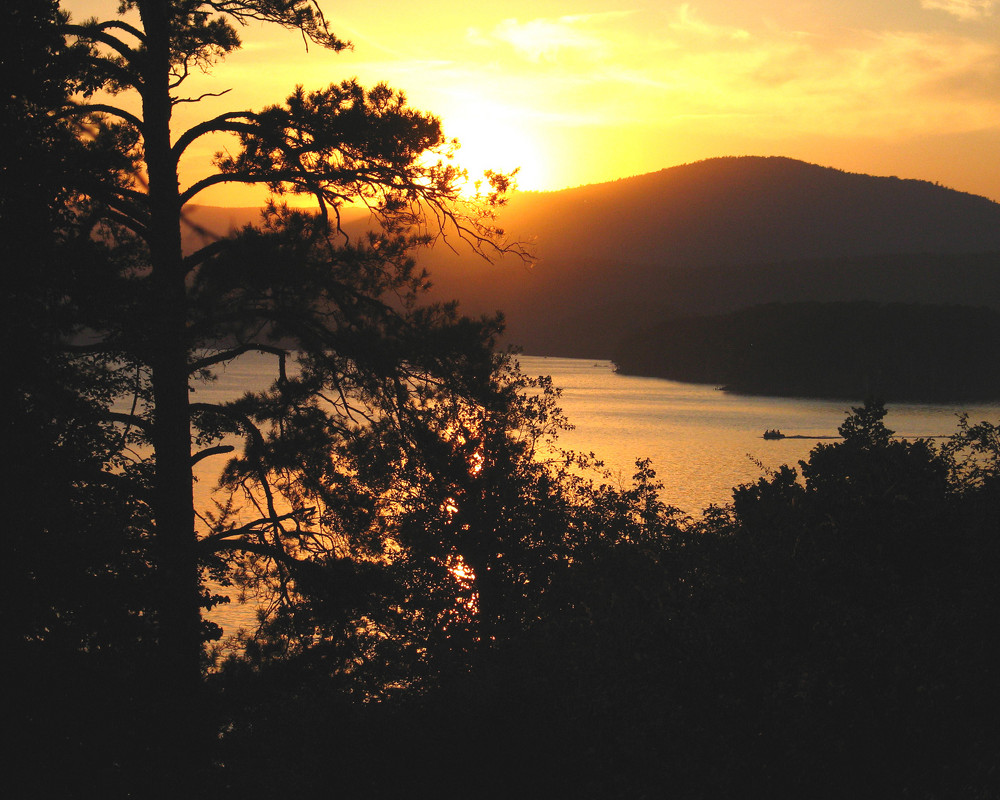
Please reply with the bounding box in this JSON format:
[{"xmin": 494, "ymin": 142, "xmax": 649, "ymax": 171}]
[
  {"xmin": 10, "ymin": 0, "xmax": 524, "ymax": 794},
  {"xmin": 210, "ymin": 401, "xmax": 1000, "ymax": 800},
  {"xmin": 3, "ymin": 2, "xmax": 164, "ymax": 793}
]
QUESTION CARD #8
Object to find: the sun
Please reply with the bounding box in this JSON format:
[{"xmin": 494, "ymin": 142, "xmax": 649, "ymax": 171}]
[{"xmin": 441, "ymin": 105, "xmax": 548, "ymax": 195}]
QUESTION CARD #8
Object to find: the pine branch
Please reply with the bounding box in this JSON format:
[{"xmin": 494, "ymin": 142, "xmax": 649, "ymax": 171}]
[
  {"xmin": 58, "ymin": 102, "xmax": 143, "ymax": 131},
  {"xmin": 109, "ymin": 411, "xmax": 153, "ymax": 434},
  {"xmin": 192, "ymin": 444, "xmax": 236, "ymax": 465},
  {"xmin": 63, "ymin": 22, "xmax": 140, "ymax": 63},
  {"xmin": 174, "ymin": 88, "xmax": 234, "ymax": 105},
  {"xmin": 189, "ymin": 344, "xmax": 289, "ymax": 373},
  {"xmin": 171, "ymin": 111, "xmax": 258, "ymax": 160}
]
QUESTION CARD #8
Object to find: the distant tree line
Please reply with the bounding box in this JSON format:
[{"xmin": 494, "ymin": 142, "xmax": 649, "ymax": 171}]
[{"xmin": 613, "ymin": 301, "xmax": 1000, "ymax": 402}]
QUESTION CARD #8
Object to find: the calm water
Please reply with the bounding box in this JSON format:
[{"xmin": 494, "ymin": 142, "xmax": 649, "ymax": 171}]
[
  {"xmin": 517, "ymin": 355, "xmax": 1000, "ymax": 515},
  {"xmin": 193, "ymin": 350, "xmax": 1000, "ymax": 515},
  {"xmin": 198, "ymin": 351, "xmax": 1000, "ymax": 634}
]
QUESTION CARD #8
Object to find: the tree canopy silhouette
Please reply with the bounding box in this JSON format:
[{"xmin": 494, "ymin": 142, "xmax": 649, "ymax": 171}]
[
  {"xmin": 210, "ymin": 401, "xmax": 1000, "ymax": 799},
  {"xmin": 4, "ymin": 1, "xmax": 166, "ymax": 792},
  {"xmin": 10, "ymin": 0, "xmax": 527, "ymax": 792}
]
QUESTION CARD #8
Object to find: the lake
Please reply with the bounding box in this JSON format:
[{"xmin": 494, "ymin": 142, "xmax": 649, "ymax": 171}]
[
  {"xmin": 515, "ymin": 354, "xmax": 1000, "ymax": 514},
  {"xmin": 198, "ymin": 351, "xmax": 1000, "ymax": 635},
  {"xmin": 193, "ymin": 350, "xmax": 1000, "ymax": 515}
]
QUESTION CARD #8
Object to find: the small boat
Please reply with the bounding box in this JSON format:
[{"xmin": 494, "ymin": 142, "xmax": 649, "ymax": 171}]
[{"xmin": 762, "ymin": 429, "xmax": 785, "ymax": 440}]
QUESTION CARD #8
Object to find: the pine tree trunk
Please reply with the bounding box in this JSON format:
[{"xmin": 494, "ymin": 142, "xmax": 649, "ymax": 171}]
[{"xmin": 138, "ymin": 1, "xmax": 205, "ymax": 791}]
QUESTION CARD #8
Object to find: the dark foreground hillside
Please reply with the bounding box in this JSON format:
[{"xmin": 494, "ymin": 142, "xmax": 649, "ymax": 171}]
[
  {"xmin": 211, "ymin": 403, "xmax": 1000, "ymax": 800},
  {"xmin": 613, "ymin": 302, "xmax": 1000, "ymax": 402}
]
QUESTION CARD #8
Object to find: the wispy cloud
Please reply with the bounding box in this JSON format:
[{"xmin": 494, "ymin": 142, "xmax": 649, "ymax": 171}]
[
  {"xmin": 668, "ymin": 4, "xmax": 751, "ymax": 41},
  {"xmin": 450, "ymin": 5, "xmax": 1000, "ymax": 143},
  {"xmin": 469, "ymin": 12, "xmax": 634, "ymax": 63},
  {"xmin": 661, "ymin": 27, "xmax": 1000, "ymax": 137},
  {"xmin": 920, "ymin": 0, "xmax": 996, "ymax": 21}
]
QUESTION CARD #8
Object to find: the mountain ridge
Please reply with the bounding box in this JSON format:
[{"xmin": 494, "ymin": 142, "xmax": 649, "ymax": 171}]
[
  {"xmin": 492, "ymin": 156, "xmax": 1000, "ymax": 264},
  {"xmin": 180, "ymin": 156, "xmax": 1000, "ymax": 359},
  {"xmin": 418, "ymin": 156, "xmax": 1000, "ymax": 357}
]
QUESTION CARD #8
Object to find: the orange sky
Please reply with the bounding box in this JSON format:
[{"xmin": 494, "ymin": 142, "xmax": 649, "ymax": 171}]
[{"xmin": 65, "ymin": 1, "xmax": 1000, "ymax": 205}]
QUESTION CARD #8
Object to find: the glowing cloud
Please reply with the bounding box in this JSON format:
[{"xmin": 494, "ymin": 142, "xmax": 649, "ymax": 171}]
[
  {"xmin": 668, "ymin": 4, "xmax": 751, "ymax": 41},
  {"xmin": 920, "ymin": 0, "xmax": 995, "ymax": 21},
  {"xmin": 474, "ymin": 12, "xmax": 633, "ymax": 63}
]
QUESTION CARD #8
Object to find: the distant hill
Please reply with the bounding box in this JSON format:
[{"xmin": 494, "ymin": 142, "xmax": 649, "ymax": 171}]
[
  {"xmin": 612, "ymin": 302, "xmax": 1000, "ymax": 403},
  {"xmin": 418, "ymin": 157, "xmax": 1000, "ymax": 357},
  {"xmin": 181, "ymin": 157, "xmax": 1000, "ymax": 359}
]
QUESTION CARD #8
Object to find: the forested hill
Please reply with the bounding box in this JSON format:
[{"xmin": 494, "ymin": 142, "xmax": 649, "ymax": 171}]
[
  {"xmin": 613, "ymin": 302, "xmax": 1000, "ymax": 402},
  {"xmin": 183, "ymin": 157, "xmax": 1000, "ymax": 359},
  {"xmin": 492, "ymin": 155, "xmax": 1000, "ymax": 268},
  {"xmin": 418, "ymin": 156, "xmax": 1000, "ymax": 357}
]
